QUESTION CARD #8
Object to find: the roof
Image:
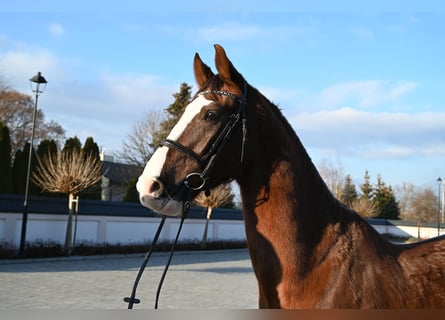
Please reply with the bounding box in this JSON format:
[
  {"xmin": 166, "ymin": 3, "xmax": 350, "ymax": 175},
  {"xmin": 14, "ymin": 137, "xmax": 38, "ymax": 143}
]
[
  {"xmin": 0, "ymin": 194, "xmax": 244, "ymax": 220},
  {"xmin": 101, "ymin": 161, "xmax": 142, "ymax": 185}
]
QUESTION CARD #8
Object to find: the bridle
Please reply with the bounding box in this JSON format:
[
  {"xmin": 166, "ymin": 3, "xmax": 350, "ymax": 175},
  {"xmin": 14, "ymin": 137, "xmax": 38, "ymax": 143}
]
[
  {"xmin": 124, "ymin": 83, "xmax": 247, "ymax": 309},
  {"xmin": 160, "ymin": 82, "xmax": 248, "ymax": 195}
]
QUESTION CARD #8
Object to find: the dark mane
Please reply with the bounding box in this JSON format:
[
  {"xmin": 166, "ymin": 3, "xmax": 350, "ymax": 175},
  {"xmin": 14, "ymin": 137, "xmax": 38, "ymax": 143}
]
[{"xmin": 249, "ymin": 84, "xmax": 339, "ymax": 203}]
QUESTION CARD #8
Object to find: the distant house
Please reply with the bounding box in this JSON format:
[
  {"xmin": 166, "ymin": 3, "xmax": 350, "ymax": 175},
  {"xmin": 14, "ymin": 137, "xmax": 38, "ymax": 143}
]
[{"xmin": 100, "ymin": 154, "xmax": 141, "ymax": 202}]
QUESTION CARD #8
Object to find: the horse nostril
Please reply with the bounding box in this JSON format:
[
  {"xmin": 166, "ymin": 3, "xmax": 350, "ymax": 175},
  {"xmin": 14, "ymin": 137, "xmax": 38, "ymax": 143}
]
[{"xmin": 149, "ymin": 178, "xmax": 164, "ymax": 198}]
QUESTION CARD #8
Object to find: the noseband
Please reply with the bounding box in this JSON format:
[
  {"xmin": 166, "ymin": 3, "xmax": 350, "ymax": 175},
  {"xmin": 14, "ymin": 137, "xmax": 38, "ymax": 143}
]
[{"xmin": 159, "ymin": 83, "xmax": 247, "ymax": 194}]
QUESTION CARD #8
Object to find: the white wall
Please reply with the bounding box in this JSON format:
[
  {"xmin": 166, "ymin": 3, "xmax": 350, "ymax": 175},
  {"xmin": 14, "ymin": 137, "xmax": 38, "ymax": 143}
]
[
  {"xmin": 0, "ymin": 212, "xmax": 246, "ymax": 248},
  {"xmin": 0, "ymin": 212, "xmax": 443, "ymax": 249}
]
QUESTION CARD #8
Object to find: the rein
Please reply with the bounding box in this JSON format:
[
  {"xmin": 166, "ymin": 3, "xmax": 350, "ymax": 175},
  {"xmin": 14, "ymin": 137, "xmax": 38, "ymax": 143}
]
[
  {"xmin": 124, "ymin": 200, "xmax": 191, "ymax": 309},
  {"xmin": 124, "ymin": 84, "xmax": 247, "ymax": 309}
]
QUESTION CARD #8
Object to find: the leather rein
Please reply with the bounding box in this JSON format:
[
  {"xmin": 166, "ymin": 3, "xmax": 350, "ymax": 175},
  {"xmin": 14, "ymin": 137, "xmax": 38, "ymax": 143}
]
[{"xmin": 124, "ymin": 84, "xmax": 247, "ymax": 309}]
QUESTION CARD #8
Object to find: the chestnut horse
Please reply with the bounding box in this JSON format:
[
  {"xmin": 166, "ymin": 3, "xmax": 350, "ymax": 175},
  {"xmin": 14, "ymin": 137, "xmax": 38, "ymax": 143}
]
[{"xmin": 136, "ymin": 45, "xmax": 445, "ymax": 308}]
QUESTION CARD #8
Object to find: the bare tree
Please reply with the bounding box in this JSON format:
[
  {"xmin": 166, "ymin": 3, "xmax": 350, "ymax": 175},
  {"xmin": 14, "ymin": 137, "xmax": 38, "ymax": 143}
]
[
  {"xmin": 193, "ymin": 183, "xmax": 234, "ymax": 245},
  {"xmin": 0, "ymin": 89, "xmax": 65, "ymax": 156},
  {"xmin": 403, "ymin": 187, "xmax": 438, "ymax": 239},
  {"xmin": 318, "ymin": 157, "xmax": 345, "ymax": 199},
  {"xmin": 349, "ymin": 198, "xmax": 378, "ymax": 218},
  {"xmin": 395, "ymin": 182, "xmax": 416, "ymax": 218},
  {"xmin": 32, "ymin": 149, "xmax": 102, "ymax": 255},
  {"xmin": 117, "ymin": 109, "xmax": 164, "ymax": 167},
  {"xmin": 394, "ymin": 183, "xmax": 438, "ymax": 239}
]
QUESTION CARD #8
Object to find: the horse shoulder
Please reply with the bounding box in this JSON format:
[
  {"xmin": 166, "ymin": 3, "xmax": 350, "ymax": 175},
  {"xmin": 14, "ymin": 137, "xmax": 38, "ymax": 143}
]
[
  {"xmin": 311, "ymin": 217, "xmax": 411, "ymax": 307},
  {"xmin": 397, "ymin": 236, "xmax": 445, "ymax": 307}
]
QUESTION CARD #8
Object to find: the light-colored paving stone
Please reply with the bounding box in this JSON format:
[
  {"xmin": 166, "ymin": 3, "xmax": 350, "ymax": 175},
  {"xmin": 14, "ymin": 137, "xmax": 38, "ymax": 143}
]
[{"xmin": 0, "ymin": 249, "xmax": 258, "ymax": 309}]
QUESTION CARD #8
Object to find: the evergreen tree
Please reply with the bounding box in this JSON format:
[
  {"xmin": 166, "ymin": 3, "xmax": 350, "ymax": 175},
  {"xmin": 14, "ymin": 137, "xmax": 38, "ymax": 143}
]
[
  {"xmin": 12, "ymin": 148, "xmax": 25, "ymax": 194},
  {"xmin": 152, "ymin": 83, "xmax": 192, "ymax": 148},
  {"xmin": 63, "ymin": 136, "xmax": 82, "ymax": 153},
  {"xmin": 340, "ymin": 174, "xmax": 357, "ymax": 206},
  {"xmin": 123, "ymin": 177, "xmax": 139, "ymax": 202},
  {"xmin": 37, "ymin": 139, "xmax": 58, "ymax": 157},
  {"xmin": 360, "ymin": 171, "xmax": 373, "ymax": 200},
  {"xmin": 35, "ymin": 139, "xmax": 58, "ymax": 195},
  {"xmin": 12, "ymin": 143, "xmax": 39, "ymax": 195},
  {"xmin": 374, "ymin": 175, "xmax": 400, "ymax": 219},
  {"xmin": 81, "ymin": 137, "xmax": 101, "ymax": 200},
  {"xmin": 82, "ymin": 137, "xmax": 100, "ymax": 158},
  {"xmin": 0, "ymin": 121, "xmax": 13, "ymax": 193}
]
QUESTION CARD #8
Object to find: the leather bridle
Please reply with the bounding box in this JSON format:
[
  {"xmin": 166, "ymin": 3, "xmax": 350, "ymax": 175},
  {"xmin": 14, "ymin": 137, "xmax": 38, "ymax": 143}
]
[
  {"xmin": 124, "ymin": 83, "xmax": 248, "ymax": 309},
  {"xmin": 159, "ymin": 83, "xmax": 248, "ymax": 194}
]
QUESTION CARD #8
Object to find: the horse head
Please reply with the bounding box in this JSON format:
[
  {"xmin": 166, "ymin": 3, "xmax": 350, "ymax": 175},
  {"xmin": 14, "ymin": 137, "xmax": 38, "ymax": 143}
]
[{"xmin": 136, "ymin": 45, "xmax": 249, "ymax": 216}]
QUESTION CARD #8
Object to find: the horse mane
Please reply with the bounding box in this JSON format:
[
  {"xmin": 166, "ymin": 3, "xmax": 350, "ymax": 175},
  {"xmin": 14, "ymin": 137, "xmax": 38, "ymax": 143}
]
[{"xmin": 248, "ymin": 84, "xmax": 340, "ymax": 204}]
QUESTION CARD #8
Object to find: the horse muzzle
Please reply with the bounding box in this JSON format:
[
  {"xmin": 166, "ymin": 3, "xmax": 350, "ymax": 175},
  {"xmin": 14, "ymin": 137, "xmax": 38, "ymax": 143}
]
[{"xmin": 136, "ymin": 177, "xmax": 184, "ymax": 217}]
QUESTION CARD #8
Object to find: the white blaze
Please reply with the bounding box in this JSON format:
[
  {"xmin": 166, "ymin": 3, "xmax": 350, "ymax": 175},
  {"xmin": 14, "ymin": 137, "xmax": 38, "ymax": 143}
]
[{"xmin": 137, "ymin": 95, "xmax": 212, "ymax": 188}]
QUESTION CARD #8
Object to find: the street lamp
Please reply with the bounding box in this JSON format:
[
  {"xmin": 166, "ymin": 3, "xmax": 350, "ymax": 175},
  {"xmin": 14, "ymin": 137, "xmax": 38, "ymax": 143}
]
[
  {"xmin": 438, "ymin": 177, "xmax": 442, "ymax": 237},
  {"xmin": 18, "ymin": 72, "xmax": 47, "ymax": 257}
]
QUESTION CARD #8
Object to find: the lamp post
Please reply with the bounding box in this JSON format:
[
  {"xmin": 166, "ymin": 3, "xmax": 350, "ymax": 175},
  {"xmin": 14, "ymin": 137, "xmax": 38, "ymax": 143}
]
[
  {"xmin": 438, "ymin": 177, "xmax": 442, "ymax": 237},
  {"xmin": 18, "ymin": 72, "xmax": 47, "ymax": 257}
]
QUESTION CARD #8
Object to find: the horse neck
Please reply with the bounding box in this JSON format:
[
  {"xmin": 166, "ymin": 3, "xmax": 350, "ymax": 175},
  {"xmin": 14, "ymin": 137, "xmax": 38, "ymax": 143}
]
[{"xmin": 237, "ymin": 91, "xmax": 346, "ymax": 274}]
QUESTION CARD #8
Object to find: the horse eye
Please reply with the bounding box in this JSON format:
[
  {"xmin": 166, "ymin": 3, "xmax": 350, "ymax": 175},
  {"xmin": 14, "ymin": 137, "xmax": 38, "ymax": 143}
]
[{"xmin": 204, "ymin": 110, "xmax": 218, "ymax": 121}]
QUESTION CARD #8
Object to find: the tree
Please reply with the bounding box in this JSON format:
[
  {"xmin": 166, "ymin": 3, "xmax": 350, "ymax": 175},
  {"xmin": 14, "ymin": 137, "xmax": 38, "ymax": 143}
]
[
  {"xmin": 318, "ymin": 158, "xmax": 345, "ymax": 199},
  {"xmin": 63, "ymin": 136, "xmax": 82, "ymax": 153},
  {"xmin": 80, "ymin": 137, "xmax": 101, "ymax": 200},
  {"xmin": 360, "ymin": 171, "xmax": 373, "ymax": 201},
  {"xmin": 82, "ymin": 137, "xmax": 100, "ymax": 158},
  {"xmin": 11, "ymin": 142, "xmax": 39, "ymax": 196},
  {"xmin": 340, "ymin": 174, "xmax": 357, "ymax": 206},
  {"xmin": 152, "ymin": 83, "xmax": 192, "ymax": 148},
  {"xmin": 37, "ymin": 139, "xmax": 58, "ymax": 157},
  {"xmin": 35, "ymin": 139, "xmax": 59, "ymax": 195},
  {"xmin": 0, "ymin": 121, "xmax": 13, "ymax": 193},
  {"xmin": 374, "ymin": 175, "xmax": 400, "ymax": 219},
  {"xmin": 118, "ymin": 83, "xmax": 192, "ymax": 167},
  {"xmin": 350, "ymin": 197, "xmax": 378, "ymax": 218},
  {"xmin": 397, "ymin": 186, "xmax": 438, "ymax": 238},
  {"xmin": 413, "ymin": 187, "xmax": 437, "ymax": 218},
  {"xmin": 409, "ymin": 187, "xmax": 438, "ymax": 238},
  {"xmin": 193, "ymin": 183, "xmax": 235, "ymax": 245},
  {"xmin": 395, "ymin": 182, "xmax": 416, "ymax": 218},
  {"xmin": 0, "ymin": 89, "xmax": 65, "ymax": 156},
  {"xmin": 118, "ymin": 109, "xmax": 164, "ymax": 167},
  {"xmin": 12, "ymin": 148, "xmax": 25, "ymax": 194},
  {"xmin": 123, "ymin": 177, "xmax": 139, "ymax": 202},
  {"xmin": 32, "ymin": 148, "xmax": 102, "ymax": 255}
]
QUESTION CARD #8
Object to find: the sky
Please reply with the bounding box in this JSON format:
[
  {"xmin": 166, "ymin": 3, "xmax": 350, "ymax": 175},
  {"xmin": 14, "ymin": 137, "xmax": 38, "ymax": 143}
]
[{"xmin": 0, "ymin": 1, "xmax": 444, "ymax": 192}]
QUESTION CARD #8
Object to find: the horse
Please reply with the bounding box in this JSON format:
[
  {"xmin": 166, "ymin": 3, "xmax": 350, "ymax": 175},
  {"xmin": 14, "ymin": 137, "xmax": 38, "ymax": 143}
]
[{"xmin": 136, "ymin": 44, "xmax": 445, "ymax": 308}]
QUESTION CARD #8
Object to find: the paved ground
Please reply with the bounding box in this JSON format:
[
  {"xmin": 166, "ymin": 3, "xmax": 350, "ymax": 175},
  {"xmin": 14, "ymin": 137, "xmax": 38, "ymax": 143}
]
[{"xmin": 0, "ymin": 249, "xmax": 258, "ymax": 309}]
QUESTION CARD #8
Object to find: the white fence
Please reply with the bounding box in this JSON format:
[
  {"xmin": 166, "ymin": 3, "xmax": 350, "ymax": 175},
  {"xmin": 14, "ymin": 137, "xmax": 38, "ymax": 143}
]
[
  {"xmin": 368, "ymin": 219, "xmax": 444, "ymax": 240},
  {"xmin": 0, "ymin": 212, "xmax": 246, "ymax": 248},
  {"xmin": 0, "ymin": 212, "xmax": 444, "ymax": 249},
  {"xmin": 0, "ymin": 194, "xmax": 443, "ymax": 249}
]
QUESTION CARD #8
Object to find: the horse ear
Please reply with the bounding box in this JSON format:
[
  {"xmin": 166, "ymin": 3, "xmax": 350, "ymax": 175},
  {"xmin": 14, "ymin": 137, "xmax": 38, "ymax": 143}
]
[
  {"xmin": 214, "ymin": 44, "xmax": 243, "ymax": 86},
  {"xmin": 194, "ymin": 53, "xmax": 215, "ymax": 88}
]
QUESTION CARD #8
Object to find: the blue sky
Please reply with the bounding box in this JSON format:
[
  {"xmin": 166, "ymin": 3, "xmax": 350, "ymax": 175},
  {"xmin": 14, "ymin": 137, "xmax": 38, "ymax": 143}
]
[{"xmin": 1, "ymin": 1, "xmax": 444, "ymax": 192}]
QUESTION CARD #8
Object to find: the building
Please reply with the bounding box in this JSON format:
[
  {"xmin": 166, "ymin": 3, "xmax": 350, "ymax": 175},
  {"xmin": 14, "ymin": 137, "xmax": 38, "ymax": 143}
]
[{"xmin": 100, "ymin": 153, "xmax": 141, "ymax": 202}]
